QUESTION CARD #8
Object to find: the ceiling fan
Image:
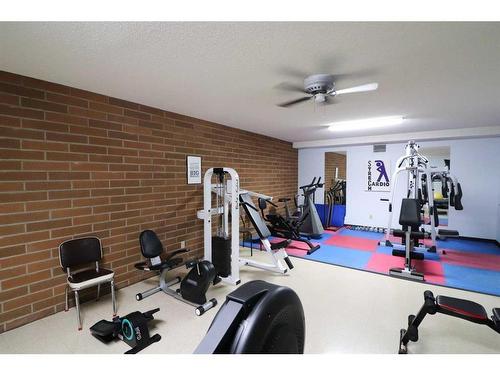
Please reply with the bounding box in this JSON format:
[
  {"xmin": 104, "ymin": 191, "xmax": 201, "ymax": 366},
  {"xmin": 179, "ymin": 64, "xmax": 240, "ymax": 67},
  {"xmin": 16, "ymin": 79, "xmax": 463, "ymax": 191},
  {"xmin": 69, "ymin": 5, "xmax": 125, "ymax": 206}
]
[{"xmin": 276, "ymin": 73, "xmax": 378, "ymax": 108}]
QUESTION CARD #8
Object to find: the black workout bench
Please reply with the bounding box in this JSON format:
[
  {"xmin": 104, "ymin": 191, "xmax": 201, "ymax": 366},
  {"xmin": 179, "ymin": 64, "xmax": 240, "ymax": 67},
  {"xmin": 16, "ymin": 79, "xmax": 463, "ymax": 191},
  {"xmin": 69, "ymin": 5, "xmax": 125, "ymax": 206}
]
[{"xmin": 399, "ymin": 290, "xmax": 500, "ymax": 354}]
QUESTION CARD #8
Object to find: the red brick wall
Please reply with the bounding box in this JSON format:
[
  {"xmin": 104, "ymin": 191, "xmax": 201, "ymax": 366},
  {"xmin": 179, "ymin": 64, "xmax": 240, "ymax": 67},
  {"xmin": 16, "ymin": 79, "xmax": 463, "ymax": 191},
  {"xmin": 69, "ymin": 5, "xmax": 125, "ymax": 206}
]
[
  {"xmin": 324, "ymin": 152, "xmax": 346, "ymax": 191},
  {"xmin": 0, "ymin": 71, "xmax": 298, "ymax": 333}
]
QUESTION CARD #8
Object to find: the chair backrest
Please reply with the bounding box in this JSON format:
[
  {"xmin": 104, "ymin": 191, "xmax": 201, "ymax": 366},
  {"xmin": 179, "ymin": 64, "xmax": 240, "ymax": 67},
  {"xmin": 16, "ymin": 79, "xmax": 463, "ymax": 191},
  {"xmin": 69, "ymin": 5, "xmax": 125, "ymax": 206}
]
[
  {"xmin": 399, "ymin": 198, "xmax": 421, "ymax": 227},
  {"xmin": 59, "ymin": 237, "xmax": 102, "ymax": 269},
  {"xmin": 139, "ymin": 230, "xmax": 164, "ymax": 259}
]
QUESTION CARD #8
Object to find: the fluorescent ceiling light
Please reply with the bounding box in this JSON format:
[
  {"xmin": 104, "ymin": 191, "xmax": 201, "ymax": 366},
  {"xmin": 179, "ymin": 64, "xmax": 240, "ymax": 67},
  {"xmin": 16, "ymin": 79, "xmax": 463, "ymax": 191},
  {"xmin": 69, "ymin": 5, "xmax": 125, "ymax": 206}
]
[{"xmin": 327, "ymin": 116, "xmax": 405, "ymax": 132}]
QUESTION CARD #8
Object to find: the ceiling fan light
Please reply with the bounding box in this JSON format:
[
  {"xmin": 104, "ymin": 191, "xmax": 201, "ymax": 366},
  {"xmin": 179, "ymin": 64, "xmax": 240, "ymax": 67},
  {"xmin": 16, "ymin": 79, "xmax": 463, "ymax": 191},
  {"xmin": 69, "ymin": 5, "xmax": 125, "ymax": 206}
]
[{"xmin": 327, "ymin": 116, "xmax": 404, "ymax": 132}]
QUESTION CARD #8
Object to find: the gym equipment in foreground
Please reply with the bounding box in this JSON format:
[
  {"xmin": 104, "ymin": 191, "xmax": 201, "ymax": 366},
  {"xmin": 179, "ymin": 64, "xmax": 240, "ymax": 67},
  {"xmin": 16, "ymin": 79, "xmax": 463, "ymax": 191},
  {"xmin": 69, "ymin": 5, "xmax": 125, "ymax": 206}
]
[
  {"xmin": 90, "ymin": 308, "xmax": 161, "ymax": 354},
  {"xmin": 389, "ymin": 198, "xmax": 426, "ymax": 281},
  {"xmin": 194, "ymin": 280, "xmax": 305, "ymax": 354},
  {"xmin": 59, "ymin": 237, "xmax": 116, "ymax": 330},
  {"xmin": 398, "ymin": 290, "xmax": 500, "ymax": 354},
  {"xmin": 135, "ymin": 230, "xmax": 218, "ymax": 316},
  {"xmin": 258, "ymin": 196, "xmax": 320, "ymax": 254},
  {"xmin": 197, "ymin": 167, "xmax": 293, "ymax": 286}
]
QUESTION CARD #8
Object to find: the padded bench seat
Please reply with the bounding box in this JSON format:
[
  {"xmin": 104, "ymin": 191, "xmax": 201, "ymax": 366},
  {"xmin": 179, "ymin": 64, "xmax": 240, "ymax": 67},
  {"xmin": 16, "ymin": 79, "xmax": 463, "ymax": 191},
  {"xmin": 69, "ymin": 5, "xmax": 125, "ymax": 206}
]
[
  {"xmin": 68, "ymin": 268, "xmax": 114, "ymax": 289},
  {"xmin": 436, "ymin": 295, "xmax": 488, "ymax": 320},
  {"xmin": 393, "ymin": 229, "xmax": 426, "ymax": 240},
  {"xmin": 438, "ymin": 229, "xmax": 459, "ymax": 237},
  {"xmin": 134, "ymin": 257, "xmax": 183, "ymax": 272}
]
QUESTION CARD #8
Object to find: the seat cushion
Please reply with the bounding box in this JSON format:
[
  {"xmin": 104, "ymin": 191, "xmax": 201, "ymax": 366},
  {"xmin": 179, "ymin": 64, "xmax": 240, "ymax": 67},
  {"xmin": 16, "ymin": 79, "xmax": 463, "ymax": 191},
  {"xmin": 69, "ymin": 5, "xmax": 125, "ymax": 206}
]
[
  {"xmin": 436, "ymin": 295, "xmax": 488, "ymax": 320},
  {"xmin": 68, "ymin": 268, "xmax": 114, "ymax": 289},
  {"xmin": 134, "ymin": 257, "xmax": 183, "ymax": 271}
]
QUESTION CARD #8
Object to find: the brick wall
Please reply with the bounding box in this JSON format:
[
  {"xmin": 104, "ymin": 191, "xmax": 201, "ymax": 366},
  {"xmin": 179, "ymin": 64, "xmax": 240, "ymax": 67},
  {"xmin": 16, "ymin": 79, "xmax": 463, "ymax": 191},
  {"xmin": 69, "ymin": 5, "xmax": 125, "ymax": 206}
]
[
  {"xmin": 0, "ymin": 71, "xmax": 298, "ymax": 333},
  {"xmin": 324, "ymin": 152, "xmax": 346, "ymax": 191}
]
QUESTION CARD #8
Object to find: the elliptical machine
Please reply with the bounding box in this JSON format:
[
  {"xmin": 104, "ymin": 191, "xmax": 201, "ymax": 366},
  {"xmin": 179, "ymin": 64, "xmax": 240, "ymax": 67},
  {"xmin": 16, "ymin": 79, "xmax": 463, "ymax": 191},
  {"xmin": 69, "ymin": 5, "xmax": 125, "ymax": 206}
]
[{"xmin": 296, "ymin": 177, "xmax": 324, "ymax": 238}]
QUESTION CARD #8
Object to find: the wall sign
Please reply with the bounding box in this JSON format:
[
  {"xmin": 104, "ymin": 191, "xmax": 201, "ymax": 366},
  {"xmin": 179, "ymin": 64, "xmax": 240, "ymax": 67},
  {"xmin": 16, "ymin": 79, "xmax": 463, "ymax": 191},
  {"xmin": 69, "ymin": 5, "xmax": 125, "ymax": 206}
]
[
  {"xmin": 186, "ymin": 155, "xmax": 202, "ymax": 184},
  {"xmin": 366, "ymin": 159, "xmax": 391, "ymax": 192}
]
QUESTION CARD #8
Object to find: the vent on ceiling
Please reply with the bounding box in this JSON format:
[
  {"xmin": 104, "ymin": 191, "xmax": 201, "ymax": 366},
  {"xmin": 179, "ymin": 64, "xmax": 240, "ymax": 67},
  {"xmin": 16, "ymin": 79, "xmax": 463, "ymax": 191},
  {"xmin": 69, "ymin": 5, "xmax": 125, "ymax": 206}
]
[{"xmin": 373, "ymin": 144, "xmax": 386, "ymax": 153}]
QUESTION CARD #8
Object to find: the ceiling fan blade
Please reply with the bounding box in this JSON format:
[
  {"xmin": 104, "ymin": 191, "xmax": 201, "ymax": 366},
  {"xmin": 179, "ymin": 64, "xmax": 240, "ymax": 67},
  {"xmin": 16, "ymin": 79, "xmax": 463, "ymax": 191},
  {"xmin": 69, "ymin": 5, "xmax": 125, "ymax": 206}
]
[
  {"xmin": 274, "ymin": 82, "xmax": 306, "ymax": 92},
  {"xmin": 333, "ymin": 82, "xmax": 379, "ymax": 96},
  {"xmin": 277, "ymin": 96, "xmax": 312, "ymax": 108}
]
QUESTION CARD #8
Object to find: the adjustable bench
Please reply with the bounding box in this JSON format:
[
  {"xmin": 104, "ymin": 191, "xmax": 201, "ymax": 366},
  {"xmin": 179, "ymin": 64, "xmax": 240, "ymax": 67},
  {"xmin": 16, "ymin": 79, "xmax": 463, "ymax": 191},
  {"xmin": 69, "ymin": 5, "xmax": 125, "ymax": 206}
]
[{"xmin": 398, "ymin": 290, "xmax": 500, "ymax": 353}]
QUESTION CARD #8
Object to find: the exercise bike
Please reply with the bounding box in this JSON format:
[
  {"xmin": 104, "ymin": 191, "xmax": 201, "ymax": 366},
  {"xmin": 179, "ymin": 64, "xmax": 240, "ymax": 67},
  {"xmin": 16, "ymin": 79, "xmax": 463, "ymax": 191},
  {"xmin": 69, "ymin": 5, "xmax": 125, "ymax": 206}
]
[
  {"xmin": 135, "ymin": 230, "xmax": 219, "ymax": 316},
  {"xmin": 258, "ymin": 197, "xmax": 320, "ymax": 254}
]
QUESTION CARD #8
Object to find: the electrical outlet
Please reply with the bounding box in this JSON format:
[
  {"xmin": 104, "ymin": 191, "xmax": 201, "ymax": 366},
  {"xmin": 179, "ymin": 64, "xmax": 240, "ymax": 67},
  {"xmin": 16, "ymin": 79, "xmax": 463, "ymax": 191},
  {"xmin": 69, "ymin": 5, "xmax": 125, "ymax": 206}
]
[
  {"xmin": 369, "ymin": 214, "xmax": 373, "ymax": 220},
  {"xmin": 180, "ymin": 240, "xmax": 186, "ymax": 249}
]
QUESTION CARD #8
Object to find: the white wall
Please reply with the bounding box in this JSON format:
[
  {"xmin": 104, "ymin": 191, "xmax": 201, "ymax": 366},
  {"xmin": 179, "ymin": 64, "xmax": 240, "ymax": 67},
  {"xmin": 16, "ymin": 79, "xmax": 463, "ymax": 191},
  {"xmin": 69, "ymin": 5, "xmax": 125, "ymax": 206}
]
[{"xmin": 298, "ymin": 137, "xmax": 500, "ymax": 240}]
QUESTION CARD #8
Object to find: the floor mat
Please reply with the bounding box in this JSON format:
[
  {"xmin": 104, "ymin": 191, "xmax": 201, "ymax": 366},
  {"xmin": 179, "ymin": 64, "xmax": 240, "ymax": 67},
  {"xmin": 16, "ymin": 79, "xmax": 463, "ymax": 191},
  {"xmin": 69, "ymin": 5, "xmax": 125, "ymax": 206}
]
[{"xmin": 267, "ymin": 227, "xmax": 500, "ymax": 296}]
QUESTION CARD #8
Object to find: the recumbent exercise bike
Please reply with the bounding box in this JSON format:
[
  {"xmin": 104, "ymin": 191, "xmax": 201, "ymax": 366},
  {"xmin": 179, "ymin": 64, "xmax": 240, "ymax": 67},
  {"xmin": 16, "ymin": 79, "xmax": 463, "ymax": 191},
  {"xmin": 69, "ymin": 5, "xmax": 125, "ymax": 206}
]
[{"xmin": 135, "ymin": 229, "xmax": 220, "ymax": 316}]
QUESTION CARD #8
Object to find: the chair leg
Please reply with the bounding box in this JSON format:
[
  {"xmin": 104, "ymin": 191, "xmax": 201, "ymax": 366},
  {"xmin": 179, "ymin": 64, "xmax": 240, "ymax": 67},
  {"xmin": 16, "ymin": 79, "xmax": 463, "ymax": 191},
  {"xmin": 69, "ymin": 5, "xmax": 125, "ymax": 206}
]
[
  {"xmin": 65, "ymin": 285, "xmax": 69, "ymax": 312},
  {"xmin": 96, "ymin": 283, "xmax": 101, "ymax": 301},
  {"xmin": 74, "ymin": 290, "xmax": 82, "ymax": 331},
  {"xmin": 111, "ymin": 279, "xmax": 116, "ymax": 317}
]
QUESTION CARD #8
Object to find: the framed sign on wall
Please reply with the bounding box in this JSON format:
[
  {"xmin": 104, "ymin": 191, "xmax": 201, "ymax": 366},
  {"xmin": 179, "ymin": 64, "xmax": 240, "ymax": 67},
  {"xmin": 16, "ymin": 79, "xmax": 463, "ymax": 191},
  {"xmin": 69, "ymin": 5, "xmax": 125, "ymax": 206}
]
[
  {"xmin": 365, "ymin": 159, "xmax": 391, "ymax": 192},
  {"xmin": 186, "ymin": 155, "xmax": 202, "ymax": 184}
]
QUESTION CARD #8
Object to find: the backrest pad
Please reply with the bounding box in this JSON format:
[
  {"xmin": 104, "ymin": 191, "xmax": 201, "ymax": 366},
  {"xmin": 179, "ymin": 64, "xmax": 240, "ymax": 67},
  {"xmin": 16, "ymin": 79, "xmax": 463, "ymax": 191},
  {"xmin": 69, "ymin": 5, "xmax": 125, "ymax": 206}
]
[
  {"xmin": 399, "ymin": 198, "xmax": 421, "ymax": 227},
  {"xmin": 59, "ymin": 237, "xmax": 102, "ymax": 269},
  {"xmin": 139, "ymin": 230, "xmax": 164, "ymax": 259}
]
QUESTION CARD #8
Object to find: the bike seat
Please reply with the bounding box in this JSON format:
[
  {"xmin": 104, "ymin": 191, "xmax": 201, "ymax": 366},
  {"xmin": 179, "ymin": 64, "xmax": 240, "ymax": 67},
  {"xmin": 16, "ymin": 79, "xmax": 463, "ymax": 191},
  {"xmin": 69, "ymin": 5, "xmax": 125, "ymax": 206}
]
[
  {"xmin": 134, "ymin": 257, "xmax": 183, "ymax": 271},
  {"xmin": 278, "ymin": 197, "xmax": 291, "ymax": 202}
]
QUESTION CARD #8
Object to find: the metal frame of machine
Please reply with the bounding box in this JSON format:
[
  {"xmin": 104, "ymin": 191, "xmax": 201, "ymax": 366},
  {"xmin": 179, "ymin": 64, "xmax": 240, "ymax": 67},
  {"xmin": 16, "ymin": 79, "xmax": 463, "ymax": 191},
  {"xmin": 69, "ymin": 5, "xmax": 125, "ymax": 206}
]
[
  {"xmin": 381, "ymin": 141, "xmax": 464, "ymax": 253},
  {"xmin": 197, "ymin": 167, "xmax": 291, "ymax": 285},
  {"xmin": 380, "ymin": 141, "xmax": 438, "ymax": 253}
]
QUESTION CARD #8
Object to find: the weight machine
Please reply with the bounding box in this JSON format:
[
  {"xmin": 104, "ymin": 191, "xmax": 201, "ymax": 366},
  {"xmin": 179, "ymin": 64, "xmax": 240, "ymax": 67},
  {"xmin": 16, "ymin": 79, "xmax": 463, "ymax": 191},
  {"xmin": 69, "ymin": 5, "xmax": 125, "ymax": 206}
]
[
  {"xmin": 197, "ymin": 167, "xmax": 293, "ymax": 286},
  {"xmin": 380, "ymin": 141, "xmax": 438, "ymax": 253}
]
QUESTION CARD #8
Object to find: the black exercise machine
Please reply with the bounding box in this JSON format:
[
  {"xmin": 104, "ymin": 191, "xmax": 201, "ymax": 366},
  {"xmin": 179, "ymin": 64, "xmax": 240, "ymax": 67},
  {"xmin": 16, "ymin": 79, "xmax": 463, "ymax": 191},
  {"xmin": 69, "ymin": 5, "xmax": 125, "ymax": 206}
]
[
  {"xmin": 258, "ymin": 197, "xmax": 320, "ymax": 254},
  {"xmin": 194, "ymin": 280, "xmax": 305, "ymax": 354},
  {"xmin": 323, "ymin": 179, "xmax": 346, "ymax": 229},
  {"xmin": 398, "ymin": 290, "xmax": 500, "ymax": 354},
  {"xmin": 389, "ymin": 198, "xmax": 426, "ymax": 281},
  {"xmin": 135, "ymin": 230, "xmax": 219, "ymax": 316},
  {"xmin": 90, "ymin": 308, "xmax": 161, "ymax": 354},
  {"xmin": 296, "ymin": 177, "xmax": 324, "ymax": 238}
]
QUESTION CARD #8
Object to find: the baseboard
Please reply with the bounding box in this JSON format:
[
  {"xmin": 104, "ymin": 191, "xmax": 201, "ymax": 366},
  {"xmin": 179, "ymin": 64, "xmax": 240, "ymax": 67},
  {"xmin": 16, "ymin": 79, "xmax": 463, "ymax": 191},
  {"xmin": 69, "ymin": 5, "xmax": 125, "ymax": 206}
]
[{"xmin": 458, "ymin": 236, "xmax": 499, "ymax": 246}]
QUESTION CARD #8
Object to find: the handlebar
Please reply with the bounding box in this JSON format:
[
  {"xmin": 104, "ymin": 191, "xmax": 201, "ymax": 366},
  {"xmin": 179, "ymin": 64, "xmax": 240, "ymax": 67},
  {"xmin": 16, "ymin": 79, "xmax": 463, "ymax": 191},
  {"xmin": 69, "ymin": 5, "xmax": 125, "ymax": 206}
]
[{"xmin": 300, "ymin": 176, "xmax": 324, "ymax": 190}]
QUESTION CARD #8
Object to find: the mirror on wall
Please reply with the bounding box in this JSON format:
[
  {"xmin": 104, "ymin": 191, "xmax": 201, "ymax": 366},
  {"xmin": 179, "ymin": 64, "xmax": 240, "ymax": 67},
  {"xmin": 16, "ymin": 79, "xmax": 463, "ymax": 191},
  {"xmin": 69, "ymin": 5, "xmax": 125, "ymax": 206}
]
[
  {"xmin": 322, "ymin": 151, "xmax": 347, "ymax": 229},
  {"xmin": 419, "ymin": 146, "xmax": 451, "ymax": 227}
]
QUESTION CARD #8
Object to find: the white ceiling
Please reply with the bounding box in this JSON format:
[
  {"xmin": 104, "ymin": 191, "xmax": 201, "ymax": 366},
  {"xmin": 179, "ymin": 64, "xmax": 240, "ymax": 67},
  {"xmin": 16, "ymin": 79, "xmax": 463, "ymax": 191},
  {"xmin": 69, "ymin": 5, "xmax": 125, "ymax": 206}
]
[{"xmin": 1, "ymin": 22, "xmax": 500, "ymax": 144}]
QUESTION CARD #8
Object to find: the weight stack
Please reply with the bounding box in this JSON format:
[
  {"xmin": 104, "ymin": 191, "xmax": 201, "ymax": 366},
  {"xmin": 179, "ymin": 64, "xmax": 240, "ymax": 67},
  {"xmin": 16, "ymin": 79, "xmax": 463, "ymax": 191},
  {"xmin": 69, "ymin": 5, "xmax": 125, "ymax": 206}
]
[{"xmin": 211, "ymin": 236, "xmax": 232, "ymax": 278}]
